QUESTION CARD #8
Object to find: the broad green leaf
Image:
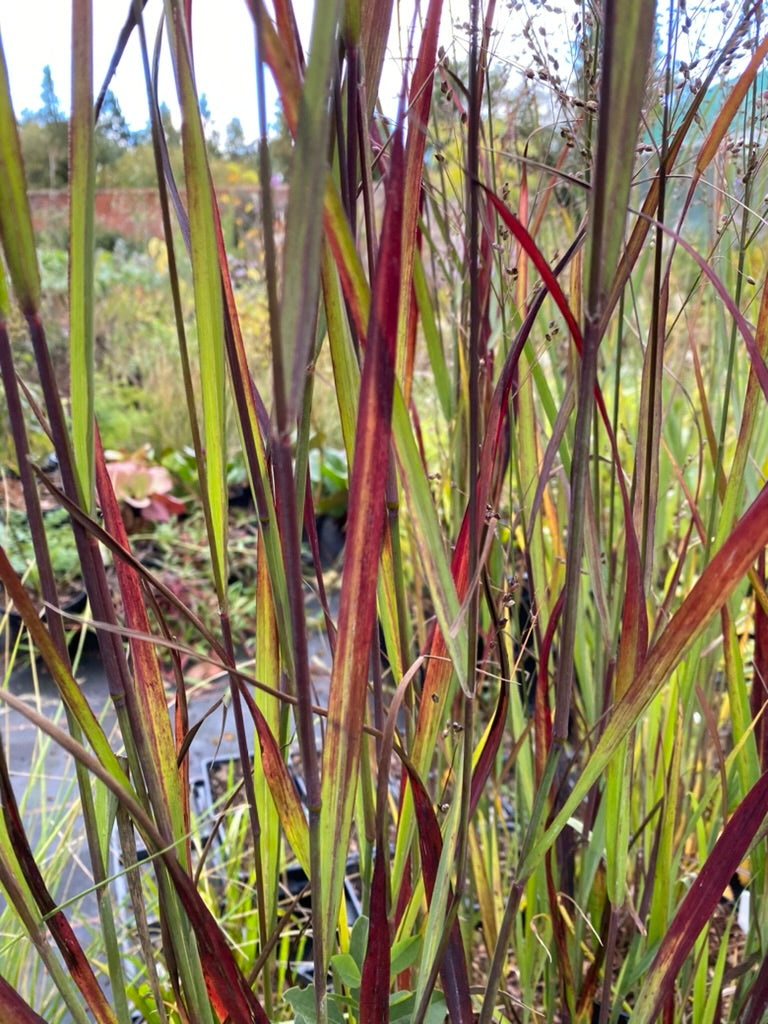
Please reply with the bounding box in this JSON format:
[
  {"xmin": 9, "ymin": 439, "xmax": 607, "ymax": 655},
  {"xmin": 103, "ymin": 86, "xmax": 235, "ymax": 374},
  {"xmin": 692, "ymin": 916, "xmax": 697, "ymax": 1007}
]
[
  {"xmin": 285, "ymin": 985, "xmax": 345, "ymax": 1024},
  {"xmin": 330, "ymin": 952, "xmax": 361, "ymax": 990},
  {"xmin": 390, "ymin": 934, "xmax": 422, "ymax": 977},
  {"xmin": 349, "ymin": 914, "xmax": 369, "ymax": 969}
]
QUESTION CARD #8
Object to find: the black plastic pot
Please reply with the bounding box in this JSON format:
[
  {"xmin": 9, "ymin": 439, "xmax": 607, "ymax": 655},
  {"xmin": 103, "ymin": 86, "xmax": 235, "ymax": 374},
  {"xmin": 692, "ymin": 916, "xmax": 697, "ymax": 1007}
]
[{"xmin": 1, "ymin": 587, "xmax": 88, "ymax": 645}]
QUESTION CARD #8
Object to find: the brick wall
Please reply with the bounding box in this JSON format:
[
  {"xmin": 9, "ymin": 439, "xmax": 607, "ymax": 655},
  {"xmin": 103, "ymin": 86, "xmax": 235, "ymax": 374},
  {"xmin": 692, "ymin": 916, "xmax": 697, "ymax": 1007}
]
[{"xmin": 28, "ymin": 186, "xmax": 289, "ymax": 247}]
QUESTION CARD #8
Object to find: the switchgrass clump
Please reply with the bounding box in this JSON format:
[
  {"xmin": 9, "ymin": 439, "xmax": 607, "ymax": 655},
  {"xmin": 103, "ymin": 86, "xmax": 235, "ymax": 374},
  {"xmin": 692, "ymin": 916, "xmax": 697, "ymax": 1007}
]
[{"xmin": 0, "ymin": 2, "xmax": 767, "ymax": 1023}]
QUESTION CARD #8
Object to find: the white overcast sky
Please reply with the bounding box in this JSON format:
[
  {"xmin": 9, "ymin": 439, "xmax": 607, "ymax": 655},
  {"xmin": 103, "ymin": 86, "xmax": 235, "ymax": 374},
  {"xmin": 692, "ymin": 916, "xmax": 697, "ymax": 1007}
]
[
  {"xmin": 0, "ymin": 1, "xmax": 748, "ymax": 142},
  {"xmin": 0, "ymin": 1, "xmax": 465, "ymax": 140},
  {"xmin": 0, "ymin": 1, "xmax": 293, "ymax": 138}
]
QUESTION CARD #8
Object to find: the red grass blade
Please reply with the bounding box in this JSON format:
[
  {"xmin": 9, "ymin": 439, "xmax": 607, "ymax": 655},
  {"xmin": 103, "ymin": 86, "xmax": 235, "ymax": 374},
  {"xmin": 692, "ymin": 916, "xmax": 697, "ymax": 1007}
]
[
  {"xmin": 482, "ymin": 187, "xmax": 649, "ymax": 703},
  {"xmin": 695, "ymin": 31, "xmax": 768, "ymax": 174},
  {"xmin": 362, "ymin": 656, "xmax": 427, "ymax": 1022},
  {"xmin": 482, "ymin": 190, "xmax": 582, "ymax": 348},
  {"xmin": 0, "ymin": 976, "xmax": 48, "ymax": 1024},
  {"xmin": 0, "ymin": 680, "xmax": 268, "ymax": 1024},
  {"xmin": 359, "ymin": 843, "xmax": 391, "ymax": 1024},
  {"xmin": 359, "ymin": 0, "xmax": 395, "ymax": 117},
  {"xmin": 0, "ymin": 743, "xmax": 117, "ymax": 1024},
  {"xmin": 632, "ymin": 768, "xmax": 768, "ymax": 1020},
  {"xmin": 404, "ymin": 761, "xmax": 473, "ymax": 1024},
  {"xmin": 525, "ymin": 481, "xmax": 768, "ymax": 872},
  {"xmin": 94, "ymin": 433, "xmax": 185, "ymax": 844},
  {"xmin": 319, "ymin": 121, "xmax": 405, "ymax": 952},
  {"xmin": 740, "ymin": 952, "xmax": 768, "ymax": 1024},
  {"xmin": 753, "ymin": 554, "xmax": 768, "ymax": 772},
  {"xmin": 469, "ymin": 675, "xmax": 508, "ymax": 820}
]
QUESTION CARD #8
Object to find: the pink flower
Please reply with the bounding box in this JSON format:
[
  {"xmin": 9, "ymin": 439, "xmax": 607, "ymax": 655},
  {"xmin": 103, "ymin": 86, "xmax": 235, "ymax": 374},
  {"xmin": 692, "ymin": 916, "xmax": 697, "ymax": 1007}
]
[{"xmin": 105, "ymin": 461, "xmax": 186, "ymax": 522}]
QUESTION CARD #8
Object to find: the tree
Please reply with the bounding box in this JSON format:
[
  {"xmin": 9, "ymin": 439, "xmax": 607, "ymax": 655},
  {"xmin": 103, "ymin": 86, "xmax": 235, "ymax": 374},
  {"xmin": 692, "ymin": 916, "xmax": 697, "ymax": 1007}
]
[
  {"xmin": 199, "ymin": 92, "xmax": 221, "ymax": 157},
  {"xmin": 159, "ymin": 102, "xmax": 181, "ymax": 148},
  {"xmin": 95, "ymin": 89, "xmax": 134, "ymax": 176},
  {"xmin": 19, "ymin": 66, "xmax": 68, "ymax": 187},
  {"xmin": 269, "ymin": 103, "xmax": 293, "ymax": 180},
  {"xmin": 40, "ymin": 64, "xmax": 64, "ymax": 124},
  {"xmin": 199, "ymin": 92, "xmax": 211, "ymax": 124},
  {"xmin": 98, "ymin": 90, "xmax": 132, "ymax": 147},
  {"xmin": 224, "ymin": 116, "xmax": 255, "ymax": 161}
]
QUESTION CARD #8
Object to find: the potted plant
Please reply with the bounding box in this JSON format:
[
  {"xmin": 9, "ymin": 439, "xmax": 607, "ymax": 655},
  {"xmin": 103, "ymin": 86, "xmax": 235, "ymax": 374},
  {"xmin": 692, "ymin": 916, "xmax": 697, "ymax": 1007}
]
[
  {"xmin": 104, "ymin": 446, "xmax": 186, "ymax": 529},
  {"xmin": 1, "ymin": 463, "xmax": 86, "ymax": 612},
  {"xmin": 0, "ymin": 502, "xmax": 86, "ymax": 634}
]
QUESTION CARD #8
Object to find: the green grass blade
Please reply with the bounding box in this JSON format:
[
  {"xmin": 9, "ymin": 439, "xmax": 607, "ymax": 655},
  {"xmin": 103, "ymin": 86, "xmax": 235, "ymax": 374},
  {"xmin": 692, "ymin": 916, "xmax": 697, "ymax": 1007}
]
[
  {"xmin": 68, "ymin": 0, "xmax": 95, "ymax": 507},
  {"xmin": 164, "ymin": 0, "xmax": 228, "ymax": 602},
  {"xmin": 585, "ymin": 0, "xmax": 656, "ymax": 311},
  {"xmin": 279, "ymin": 0, "xmax": 343, "ymax": 423},
  {"xmin": 0, "ymin": 551, "xmax": 135, "ymax": 789},
  {"xmin": 0, "ymin": 30, "xmax": 40, "ymax": 313},
  {"xmin": 632, "ymin": 768, "xmax": 768, "ymax": 1022},
  {"xmin": 521, "ymin": 482, "xmax": 768, "ymax": 877}
]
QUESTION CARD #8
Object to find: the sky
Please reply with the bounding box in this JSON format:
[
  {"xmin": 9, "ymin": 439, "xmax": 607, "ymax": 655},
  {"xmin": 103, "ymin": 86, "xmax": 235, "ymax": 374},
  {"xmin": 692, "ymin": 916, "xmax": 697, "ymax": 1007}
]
[
  {"xmin": 0, "ymin": 1, "xmax": 282, "ymax": 139},
  {"xmin": 0, "ymin": 0, "xmax": 447, "ymax": 141},
  {"xmin": 0, "ymin": 1, "xmax": 749, "ymax": 143}
]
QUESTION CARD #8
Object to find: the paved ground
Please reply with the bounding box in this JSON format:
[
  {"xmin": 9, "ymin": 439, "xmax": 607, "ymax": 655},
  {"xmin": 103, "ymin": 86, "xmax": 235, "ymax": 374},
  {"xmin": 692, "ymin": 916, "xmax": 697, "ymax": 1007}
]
[{"xmin": 0, "ymin": 604, "xmax": 334, "ymax": 1017}]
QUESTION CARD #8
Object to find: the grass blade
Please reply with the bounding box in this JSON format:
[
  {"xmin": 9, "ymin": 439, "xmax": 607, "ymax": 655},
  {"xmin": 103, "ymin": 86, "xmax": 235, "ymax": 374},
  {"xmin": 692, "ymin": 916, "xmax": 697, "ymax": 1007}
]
[
  {"xmin": 0, "ymin": 31, "xmax": 40, "ymax": 314},
  {"xmin": 279, "ymin": 0, "xmax": 343, "ymax": 422},
  {"xmin": 405, "ymin": 759, "xmax": 473, "ymax": 1024},
  {"xmin": 0, "ymin": 974, "xmax": 50, "ymax": 1024},
  {"xmin": 68, "ymin": 0, "xmax": 95, "ymax": 505},
  {"xmin": 319, "ymin": 124, "xmax": 405, "ymax": 961},
  {"xmin": 0, "ymin": 743, "xmax": 117, "ymax": 1024},
  {"xmin": 94, "ymin": 435, "xmax": 185, "ymax": 843},
  {"xmin": 523, "ymin": 482, "xmax": 768, "ymax": 876},
  {"xmin": 632, "ymin": 768, "xmax": 768, "ymax": 1022},
  {"xmin": 164, "ymin": 0, "xmax": 228, "ymax": 601}
]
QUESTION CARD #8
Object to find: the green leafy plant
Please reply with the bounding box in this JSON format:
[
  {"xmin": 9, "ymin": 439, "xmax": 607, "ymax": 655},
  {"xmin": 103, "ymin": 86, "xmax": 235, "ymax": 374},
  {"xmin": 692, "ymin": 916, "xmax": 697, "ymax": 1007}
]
[
  {"xmin": 285, "ymin": 916, "xmax": 446, "ymax": 1024},
  {"xmin": 0, "ymin": 504, "xmax": 83, "ymax": 612},
  {"xmin": 308, "ymin": 445, "xmax": 347, "ymax": 520},
  {"xmin": 0, "ymin": 2, "xmax": 767, "ymax": 1023}
]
